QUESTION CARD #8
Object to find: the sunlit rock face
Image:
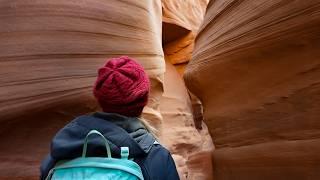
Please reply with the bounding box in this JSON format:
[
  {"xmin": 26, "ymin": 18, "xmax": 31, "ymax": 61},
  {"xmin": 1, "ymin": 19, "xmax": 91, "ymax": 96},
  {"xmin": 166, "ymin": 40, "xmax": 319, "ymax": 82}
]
[
  {"xmin": 184, "ymin": 0, "xmax": 320, "ymax": 179},
  {"xmin": 161, "ymin": 1, "xmax": 214, "ymax": 179},
  {"xmin": 162, "ymin": 0, "xmax": 209, "ymax": 66},
  {"xmin": 160, "ymin": 61, "xmax": 213, "ymax": 180}
]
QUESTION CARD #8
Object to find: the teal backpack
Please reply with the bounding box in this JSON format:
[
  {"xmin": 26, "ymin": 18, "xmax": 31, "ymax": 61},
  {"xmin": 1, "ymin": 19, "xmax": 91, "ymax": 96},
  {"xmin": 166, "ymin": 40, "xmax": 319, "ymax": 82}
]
[{"xmin": 45, "ymin": 130, "xmax": 144, "ymax": 180}]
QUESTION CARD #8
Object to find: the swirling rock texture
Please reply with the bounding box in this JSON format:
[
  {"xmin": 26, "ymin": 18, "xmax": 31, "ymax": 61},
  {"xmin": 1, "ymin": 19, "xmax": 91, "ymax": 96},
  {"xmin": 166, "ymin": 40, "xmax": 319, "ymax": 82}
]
[
  {"xmin": 162, "ymin": 0, "xmax": 209, "ymax": 68},
  {"xmin": 185, "ymin": 0, "xmax": 320, "ymax": 179},
  {"xmin": 0, "ymin": 0, "xmax": 164, "ymax": 124},
  {"xmin": 0, "ymin": 0, "xmax": 163, "ymax": 179}
]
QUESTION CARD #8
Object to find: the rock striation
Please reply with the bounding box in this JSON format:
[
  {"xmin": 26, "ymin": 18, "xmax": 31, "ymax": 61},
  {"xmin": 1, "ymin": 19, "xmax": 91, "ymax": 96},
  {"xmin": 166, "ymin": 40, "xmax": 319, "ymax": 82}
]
[
  {"xmin": 0, "ymin": 0, "xmax": 164, "ymax": 125},
  {"xmin": 185, "ymin": 0, "xmax": 320, "ymax": 179},
  {"xmin": 162, "ymin": 0, "xmax": 209, "ymax": 65}
]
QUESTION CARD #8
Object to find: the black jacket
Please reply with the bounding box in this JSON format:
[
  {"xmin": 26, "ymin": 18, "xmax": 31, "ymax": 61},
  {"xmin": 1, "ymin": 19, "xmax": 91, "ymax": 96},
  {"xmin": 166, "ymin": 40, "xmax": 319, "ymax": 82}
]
[{"xmin": 40, "ymin": 112, "xmax": 180, "ymax": 180}]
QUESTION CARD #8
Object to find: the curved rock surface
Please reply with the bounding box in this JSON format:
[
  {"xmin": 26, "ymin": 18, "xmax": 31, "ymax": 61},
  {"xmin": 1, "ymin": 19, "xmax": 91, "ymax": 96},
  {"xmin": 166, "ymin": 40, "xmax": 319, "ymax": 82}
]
[
  {"xmin": 0, "ymin": 0, "xmax": 164, "ymax": 125},
  {"xmin": 161, "ymin": 2, "xmax": 214, "ymax": 178},
  {"xmin": 162, "ymin": 0, "xmax": 209, "ymax": 32},
  {"xmin": 162, "ymin": 0, "xmax": 209, "ymax": 65},
  {"xmin": 185, "ymin": 0, "xmax": 320, "ymax": 179},
  {"xmin": 160, "ymin": 61, "xmax": 213, "ymax": 180}
]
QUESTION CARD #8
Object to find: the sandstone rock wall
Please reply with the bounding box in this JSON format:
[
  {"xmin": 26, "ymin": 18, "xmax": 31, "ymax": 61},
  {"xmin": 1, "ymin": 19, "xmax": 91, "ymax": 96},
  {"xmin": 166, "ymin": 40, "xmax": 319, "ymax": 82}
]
[
  {"xmin": 0, "ymin": 0, "xmax": 164, "ymax": 178},
  {"xmin": 160, "ymin": 60, "xmax": 213, "ymax": 180},
  {"xmin": 162, "ymin": 0, "xmax": 209, "ymax": 65},
  {"xmin": 184, "ymin": 0, "xmax": 320, "ymax": 179},
  {"xmin": 160, "ymin": 1, "xmax": 214, "ymax": 179},
  {"xmin": 0, "ymin": 0, "xmax": 164, "ymax": 125}
]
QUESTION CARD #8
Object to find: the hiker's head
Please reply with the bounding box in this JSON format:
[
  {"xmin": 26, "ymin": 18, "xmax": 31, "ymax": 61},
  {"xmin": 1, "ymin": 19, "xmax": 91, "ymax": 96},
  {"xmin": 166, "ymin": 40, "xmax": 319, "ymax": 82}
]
[{"xmin": 93, "ymin": 56, "xmax": 150, "ymax": 117}]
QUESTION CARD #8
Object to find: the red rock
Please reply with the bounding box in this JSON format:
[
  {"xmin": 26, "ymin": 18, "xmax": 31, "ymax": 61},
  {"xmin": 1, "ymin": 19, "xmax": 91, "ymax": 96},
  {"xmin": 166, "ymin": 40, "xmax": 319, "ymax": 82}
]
[
  {"xmin": 162, "ymin": 0, "xmax": 209, "ymax": 65},
  {"xmin": 160, "ymin": 61, "xmax": 214, "ymax": 180},
  {"xmin": 0, "ymin": 0, "xmax": 164, "ymax": 125},
  {"xmin": 185, "ymin": 0, "xmax": 320, "ymax": 179}
]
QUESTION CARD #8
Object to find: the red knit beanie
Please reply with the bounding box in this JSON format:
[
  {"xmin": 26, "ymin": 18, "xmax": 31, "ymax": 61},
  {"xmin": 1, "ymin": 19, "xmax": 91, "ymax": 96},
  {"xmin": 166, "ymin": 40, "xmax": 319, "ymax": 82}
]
[{"xmin": 93, "ymin": 56, "xmax": 150, "ymax": 117}]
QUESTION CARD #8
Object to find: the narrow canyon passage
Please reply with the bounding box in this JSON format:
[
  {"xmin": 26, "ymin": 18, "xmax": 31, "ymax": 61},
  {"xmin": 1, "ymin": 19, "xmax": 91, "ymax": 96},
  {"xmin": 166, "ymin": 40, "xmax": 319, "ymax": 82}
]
[
  {"xmin": 1, "ymin": 0, "xmax": 320, "ymax": 179},
  {"xmin": 0, "ymin": 0, "xmax": 212, "ymax": 179}
]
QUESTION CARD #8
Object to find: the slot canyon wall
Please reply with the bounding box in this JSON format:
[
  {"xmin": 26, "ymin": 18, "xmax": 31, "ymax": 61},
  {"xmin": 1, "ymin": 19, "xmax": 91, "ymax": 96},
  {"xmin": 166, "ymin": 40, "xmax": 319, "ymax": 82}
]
[
  {"xmin": 0, "ymin": 0, "xmax": 213, "ymax": 179},
  {"xmin": 161, "ymin": 0, "xmax": 214, "ymax": 179},
  {"xmin": 162, "ymin": 0, "xmax": 209, "ymax": 74},
  {"xmin": 0, "ymin": 0, "xmax": 164, "ymax": 178},
  {"xmin": 160, "ymin": 61, "xmax": 213, "ymax": 180},
  {"xmin": 0, "ymin": 0, "xmax": 164, "ymax": 124},
  {"xmin": 185, "ymin": 0, "xmax": 320, "ymax": 179}
]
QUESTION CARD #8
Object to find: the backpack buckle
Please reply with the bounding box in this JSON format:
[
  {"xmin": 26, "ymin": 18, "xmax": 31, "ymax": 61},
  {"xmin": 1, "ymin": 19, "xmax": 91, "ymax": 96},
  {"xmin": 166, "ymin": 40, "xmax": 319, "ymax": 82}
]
[{"xmin": 121, "ymin": 147, "xmax": 129, "ymax": 159}]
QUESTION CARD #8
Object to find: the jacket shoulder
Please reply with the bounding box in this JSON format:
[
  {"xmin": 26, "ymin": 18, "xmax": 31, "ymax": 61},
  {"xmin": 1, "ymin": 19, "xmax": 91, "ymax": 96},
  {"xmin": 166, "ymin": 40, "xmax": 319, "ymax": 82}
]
[{"xmin": 136, "ymin": 144, "xmax": 180, "ymax": 180}]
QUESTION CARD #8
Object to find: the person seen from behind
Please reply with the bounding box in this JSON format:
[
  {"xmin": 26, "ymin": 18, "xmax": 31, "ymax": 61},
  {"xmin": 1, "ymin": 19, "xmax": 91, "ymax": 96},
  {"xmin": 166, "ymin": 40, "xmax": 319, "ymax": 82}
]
[{"xmin": 40, "ymin": 56, "xmax": 180, "ymax": 179}]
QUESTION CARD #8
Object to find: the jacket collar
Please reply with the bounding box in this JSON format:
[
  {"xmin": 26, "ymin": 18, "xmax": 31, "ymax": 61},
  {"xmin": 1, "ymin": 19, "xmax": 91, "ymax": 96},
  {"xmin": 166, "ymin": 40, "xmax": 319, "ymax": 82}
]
[{"xmin": 91, "ymin": 112, "xmax": 155, "ymax": 154}]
